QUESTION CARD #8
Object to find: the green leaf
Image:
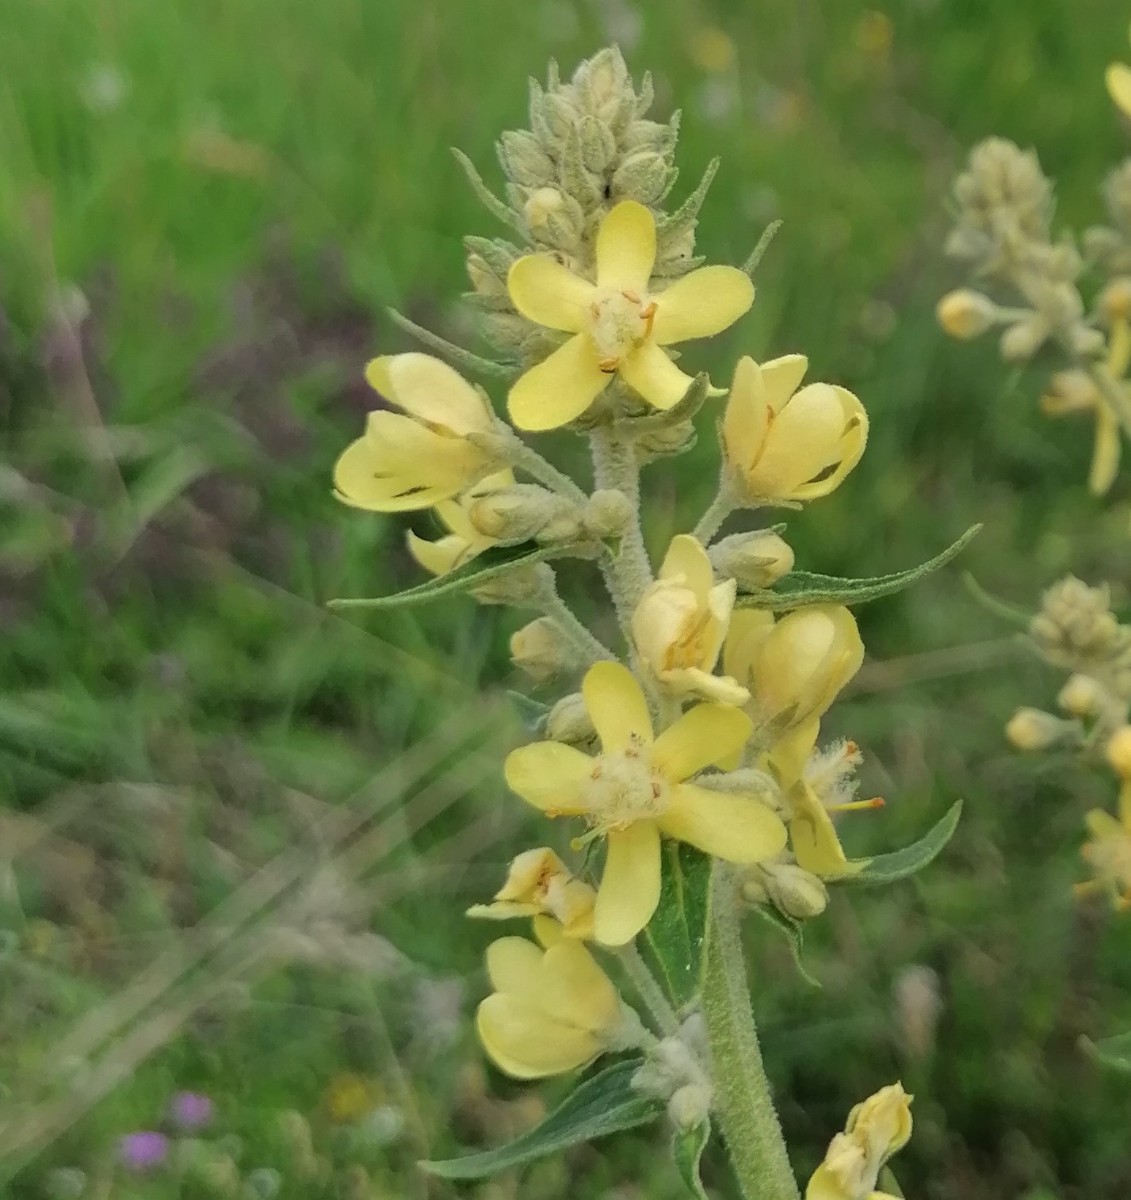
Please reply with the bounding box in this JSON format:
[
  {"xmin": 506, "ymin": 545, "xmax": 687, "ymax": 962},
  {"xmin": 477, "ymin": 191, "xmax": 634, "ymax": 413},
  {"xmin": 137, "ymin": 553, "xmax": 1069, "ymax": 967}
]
[
  {"xmin": 835, "ymin": 801, "xmax": 963, "ymax": 888},
  {"xmin": 736, "ymin": 526, "xmax": 981, "ymax": 612},
  {"xmin": 621, "ymin": 373, "xmax": 710, "ymax": 432},
  {"xmin": 878, "ymin": 1166, "xmax": 906, "ymax": 1198},
  {"xmin": 641, "ymin": 843, "xmax": 713, "ymax": 1011},
  {"xmin": 507, "ymin": 691, "xmax": 549, "ymax": 733},
  {"xmin": 420, "ymin": 1058, "xmax": 662, "ymax": 1180},
  {"xmin": 1081, "ymin": 1029, "xmax": 1131, "ymax": 1075},
  {"xmin": 962, "ymin": 571, "xmax": 1032, "ymax": 627},
  {"xmin": 328, "ymin": 541, "xmax": 591, "ymax": 610},
  {"xmin": 750, "ymin": 904, "xmax": 820, "ymax": 987},
  {"xmin": 672, "ymin": 1120, "xmax": 711, "ymax": 1200}
]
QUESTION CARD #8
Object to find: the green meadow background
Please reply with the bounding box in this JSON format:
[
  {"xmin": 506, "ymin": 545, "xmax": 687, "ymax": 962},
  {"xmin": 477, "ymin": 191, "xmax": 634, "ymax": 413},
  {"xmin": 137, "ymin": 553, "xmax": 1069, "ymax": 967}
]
[{"xmin": 3, "ymin": 0, "xmax": 1131, "ymax": 1196}]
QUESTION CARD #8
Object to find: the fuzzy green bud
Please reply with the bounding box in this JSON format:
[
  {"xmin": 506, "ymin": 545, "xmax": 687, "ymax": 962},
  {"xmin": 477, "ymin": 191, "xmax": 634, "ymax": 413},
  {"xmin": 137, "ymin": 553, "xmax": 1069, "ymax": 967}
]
[
  {"xmin": 612, "ymin": 150, "xmax": 673, "ymax": 205},
  {"xmin": 999, "ymin": 314, "xmax": 1048, "ymax": 361},
  {"xmin": 709, "ymin": 530, "xmax": 795, "ymax": 589},
  {"xmin": 468, "ymin": 484, "xmax": 581, "ymax": 544},
  {"xmin": 546, "ymin": 692, "xmax": 598, "ymax": 745},
  {"xmin": 497, "ymin": 129, "xmax": 555, "ymax": 187},
  {"xmin": 668, "ymin": 1083, "xmax": 713, "ymax": 1132},
  {"xmin": 744, "ymin": 861, "xmax": 829, "ymax": 919},
  {"xmin": 1005, "ymin": 707, "xmax": 1076, "ymax": 751},
  {"xmin": 582, "ymin": 488, "xmax": 633, "ymax": 538},
  {"xmin": 1057, "ymin": 673, "xmax": 1105, "ymax": 717},
  {"xmin": 472, "ymin": 562, "xmax": 555, "ymax": 607},
  {"xmin": 510, "ymin": 617, "xmax": 576, "ymax": 681}
]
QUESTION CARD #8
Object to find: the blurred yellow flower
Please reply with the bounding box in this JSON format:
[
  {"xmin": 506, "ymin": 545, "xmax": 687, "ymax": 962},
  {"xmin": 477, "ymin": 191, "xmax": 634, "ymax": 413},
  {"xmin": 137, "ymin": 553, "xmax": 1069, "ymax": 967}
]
[
  {"xmin": 1107, "ymin": 23, "xmax": 1131, "ymax": 119},
  {"xmin": 504, "ymin": 662, "xmax": 786, "ymax": 945},
  {"xmin": 806, "ymin": 1082, "xmax": 912, "ymax": 1200},
  {"xmin": 722, "ymin": 355, "xmax": 868, "ymax": 503},
  {"xmin": 1076, "ymin": 791, "xmax": 1131, "ymax": 911},
  {"xmin": 506, "ymin": 201, "xmax": 754, "ymax": 430},
  {"xmin": 467, "ymin": 847, "xmax": 596, "ymax": 939},
  {"xmin": 1041, "ymin": 318, "xmax": 1130, "ymax": 496},
  {"xmin": 334, "ymin": 353, "xmax": 496, "ymax": 511},
  {"xmin": 406, "ymin": 471, "xmax": 514, "ymax": 576},
  {"xmin": 324, "ymin": 1074, "xmax": 381, "ymax": 1123},
  {"xmin": 688, "ymin": 27, "xmax": 737, "ymax": 74},
  {"xmin": 475, "ymin": 936, "xmax": 624, "ymax": 1078},
  {"xmin": 632, "ymin": 534, "xmax": 749, "ymax": 705}
]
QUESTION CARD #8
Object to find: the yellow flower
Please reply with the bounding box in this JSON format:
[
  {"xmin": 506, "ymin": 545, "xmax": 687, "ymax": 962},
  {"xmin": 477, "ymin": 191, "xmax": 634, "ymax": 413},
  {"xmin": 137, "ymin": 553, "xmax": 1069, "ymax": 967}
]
[
  {"xmin": 722, "ymin": 355, "xmax": 868, "ymax": 503},
  {"xmin": 475, "ymin": 936, "xmax": 627, "ymax": 1078},
  {"xmin": 467, "ymin": 847, "xmax": 596, "ymax": 939},
  {"xmin": 631, "ymin": 534, "xmax": 749, "ymax": 705},
  {"xmin": 504, "ymin": 662, "xmax": 787, "ymax": 945},
  {"xmin": 506, "ymin": 200, "xmax": 755, "ymax": 431},
  {"xmin": 1041, "ymin": 318, "xmax": 1130, "ymax": 496},
  {"xmin": 1076, "ymin": 787, "xmax": 1131, "ymax": 911},
  {"xmin": 324, "ymin": 1073, "xmax": 381, "ymax": 1123},
  {"xmin": 1107, "ymin": 24, "xmax": 1131, "ymax": 119},
  {"xmin": 406, "ymin": 471, "xmax": 515, "ymax": 576},
  {"xmin": 806, "ymin": 1083, "xmax": 913, "ymax": 1200},
  {"xmin": 333, "ymin": 353, "xmax": 496, "ymax": 511}
]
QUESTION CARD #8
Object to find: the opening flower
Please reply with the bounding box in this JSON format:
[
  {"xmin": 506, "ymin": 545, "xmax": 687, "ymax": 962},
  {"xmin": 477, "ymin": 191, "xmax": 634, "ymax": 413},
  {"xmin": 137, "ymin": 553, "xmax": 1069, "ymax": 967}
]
[
  {"xmin": 504, "ymin": 661, "xmax": 787, "ymax": 945},
  {"xmin": 333, "ymin": 353, "xmax": 497, "ymax": 511},
  {"xmin": 632, "ymin": 534, "xmax": 749, "ymax": 705},
  {"xmin": 722, "ymin": 355, "xmax": 868, "ymax": 502},
  {"xmin": 475, "ymin": 936, "xmax": 631, "ymax": 1078},
  {"xmin": 806, "ymin": 1083, "xmax": 913, "ymax": 1200},
  {"xmin": 1040, "ymin": 318, "xmax": 1130, "ymax": 496},
  {"xmin": 506, "ymin": 200, "xmax": 755, "ymax": 431},
  {"xmin": 467, "ymin": 847, "xmax": 596, "ymax": 939},
  {"xmin": 406, "ymin": 471, "xmax": 515, "ymax": 576}
]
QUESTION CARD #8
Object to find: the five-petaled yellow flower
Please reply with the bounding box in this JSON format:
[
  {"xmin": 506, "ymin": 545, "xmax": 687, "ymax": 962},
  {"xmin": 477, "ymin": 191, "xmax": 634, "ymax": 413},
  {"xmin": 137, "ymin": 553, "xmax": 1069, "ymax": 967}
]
[
  {"xmin": 504, "ymin": 662, "xmax": 787, "ymax": 945},
  {"xmin": 632, "ymin": 534, "xmax": 749, "ymax": 706},
  {"xmin": 406, "ymin": 471, "xmax": 514, "ymax": 576},
  {"xmin": 723, "ymin": 355, "xmax": 868, "ymax": 503},
  {"xmin": 806, "ymin": 1082, "xmax": 913, "ymax": 1200},
  {"xmin": 334, "ymin": 353, "xmax": 496, "ymax": 511},
  {"xmin": 506, "ymin": 200, "xmax": 755, "ymax": 431},
  {"xmin": 1041, "ymin": 317, "xmax": 1130, "ymax": 497},
  {"xmin": 475, "ymin": 935, "xmax": 628, "ymax": 1078},
  {"xmin": 467, "ymin": 847, "xmax": 596, "ymax": 940}
]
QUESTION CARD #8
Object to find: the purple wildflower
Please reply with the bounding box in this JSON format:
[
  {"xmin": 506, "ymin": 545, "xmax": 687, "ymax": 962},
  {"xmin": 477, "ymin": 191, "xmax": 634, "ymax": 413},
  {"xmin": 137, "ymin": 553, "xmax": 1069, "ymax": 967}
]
[
  {"xmin": 119, "ymin": 1131, "xmax": 169, "ymax": 1172},
  {"xmin": 169, "ymin": 1090, "xmax": 214, "ymax": 1130}
]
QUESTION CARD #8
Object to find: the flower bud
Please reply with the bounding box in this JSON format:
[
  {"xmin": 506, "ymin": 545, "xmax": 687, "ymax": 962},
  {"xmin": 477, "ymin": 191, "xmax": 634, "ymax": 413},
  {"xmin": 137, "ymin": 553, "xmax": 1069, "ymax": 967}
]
[
  {"xmin": 522, "ymin": 187, "xmax": 584, "ymax": 247},
  {"xmin": 636, "ymin": 418, "xmax": 697, "ymax": 460},
  {"xmin": 1106, "ymin": 726, "xmax": 1131, "ymax": 778},
  {"xmin": 465, "ymin": 253, "xmax": 509, "ymax": 303},
  {"xmin": 668, "ymin": 1082, "xmax": 713, "ymax": 1132},
  {"xmin": 472, "ymin": 561, "xmax": 554, "ymax": 606},
  {"xmin": 1005, "ymin": 707, "xmax": 1073, "ymax": 750},
  {"xmin": 1057, "ymin": 673, "xmax": 1105, "ymax": 717},
  {"xmin": 936, "ymin": 289, "xmax": 1000, "ymax": 339},
  {"xmin": 582, "ymin": 489, "xmax": 633, "ymax": 538},
  {"xmin": 1099, "ymin": 276, "xmax": 1131, "ymax": 323},
  {"xmin": 757, "ymin": 861, "xmax": 829, "ymax": 919},
  {"xmin": 999, "ymin": 315, "xmax": 1048, "ymax": 361},
  {"xmin": 612, "ymin": 151, "xmax": 672, "ymax": 204},
  {"xmin": 578, "ymin": 114, "xmax": 617, "ymax": 173},
  {"xmin": 510, "ymin": 618, "xmax": 575, "ymax": 682},
  {"xmin": 497, "ymin": 130, "xmax": 554, "ymax": 187},
  {"xmin": 710, "ymin": 530, "xmax": 795, "ymax": 589},
  {"xmin": 468, "ymin": 484, "xmax": 573, "ymax": 544},
  {"xmin": 546, "ymin": 692, "xmax": 597, "ymax": 745}
]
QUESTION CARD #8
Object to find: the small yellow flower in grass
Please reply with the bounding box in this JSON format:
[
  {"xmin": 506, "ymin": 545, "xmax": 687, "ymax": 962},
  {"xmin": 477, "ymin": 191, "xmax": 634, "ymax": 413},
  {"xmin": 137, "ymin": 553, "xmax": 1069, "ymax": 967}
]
[
  {"xmin": 1041, "ymin": 318, "xmax": 1131, "ymax": 496},
  {"xmin": 722, "ymin": 355, "xmax": 868, "ymax": 503},
  {"xmin": 807, "ymin": 1083, "xmax": 913, "ymax": 1200},
  {"xmin": 506, "ymin": 200, "xmax": 755, "ymax": 431},
  {"xmin": 632, "ymin": 534, "xmax": 749, "ymax": 705},
  {"xmin": 333, "ymin": 353, "xmax": 496, "ymax": 512},
  {"xmin": 475, "ymin": 936, "xmax": 630, "ymax": 1078},
  {"xmin": 467, "ymin": 848, "xmax": 596, "ymax": 940},
  {"xmin": 504, "ymin": 662, "xmax": 787, "ymax": 945},
  {"xmin": 406, "ymin": 471, "xmax": 514, "ymax": 576}
]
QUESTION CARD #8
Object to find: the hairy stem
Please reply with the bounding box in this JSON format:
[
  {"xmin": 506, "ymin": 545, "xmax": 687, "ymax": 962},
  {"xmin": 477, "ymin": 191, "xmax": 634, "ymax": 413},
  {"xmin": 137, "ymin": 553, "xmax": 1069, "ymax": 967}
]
[
  {"xmin": 701, "ymin": 866, "xmax": 799, "ymax": 1200},
  {"xmin": 486, "ymin": 423, "xmax": 590, "ymax": 505},
  {"xmin": 538, "ymin": 571, "xmax": 617, "ymax": 664},
  {"xmin": 617, "ymin": 942, "xmax": 683, "ymax": 1039},
  {"xmin": 691, "ymin": 473, "xmax": 740, "ymax": 545}
]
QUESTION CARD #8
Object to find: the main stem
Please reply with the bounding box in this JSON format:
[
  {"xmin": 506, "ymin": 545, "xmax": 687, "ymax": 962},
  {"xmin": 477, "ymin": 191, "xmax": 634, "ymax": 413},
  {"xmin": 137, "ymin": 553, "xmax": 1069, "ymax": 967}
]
[
  {"xmin": 692, "ymin": 474, "xmax": 739, "ymax": 545},
  {"xmin": 701, "ymin": 866, "xmax": 799, "ymax": 1200}
]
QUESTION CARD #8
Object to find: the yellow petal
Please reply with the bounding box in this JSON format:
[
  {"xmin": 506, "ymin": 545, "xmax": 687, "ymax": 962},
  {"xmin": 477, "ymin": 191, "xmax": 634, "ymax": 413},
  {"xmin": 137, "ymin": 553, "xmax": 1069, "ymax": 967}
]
[
  {"xmin": 532, "ymin": 914, "xmax": 566, "ymax": 947},
  {"xmin": 504, "ymin": 742, "xmax": 594, "ymax": 814},
  {"xmin": 770, "ymin": 719, "xmax": 820, "ymax": 787},
  {"xmin": 756, "ymin": 606, "xmax": 863, "ymax": 726},
  {"xmin": 594, "ymin": 820, "xmax": 662, "ymax": 945},
  {"xmin": 618, "ymin": 341, "xmax": 697, "ymax": 410},
  {"xmin": 653, "ymin": 703, "xmax": 753, "ymax": 781},
  {"xmin": 722, "ymin": 608, "xmax": 776, "ymax": 683},
  {"xmin": 485, "ymin": 936, "xmax": 544, "ymax": 996},
  {"xmin": 659, "ymin": 534, "xmax": 715, "ymax": 601},
  {"xmin": 701, "ymin": 579, "xmax": 739, "ymax": 667},
  {"xmin": 660, "ymin": 666, "xmax": 750, "ymax": 707},
  {"xmin": 1089, "ymin": 406, "xmax": 1121, "ymax": 496},
  {"xmin": 583, "ymin": 661, "xmax": 653, "ymax": 751},
  {"xmin": 507, "ymin": 255, "xmax": 597, "ymax": 333},
  {"xmin": 1084, "ymin": 808, "xmax": 1125, "ymax": 840},
  {"xmin": 540, "ymin": 941, "xmax": 621, "ymax": 1031},
  {"xmin": 476, "ymin": 995, "xmax": 599, "ymax": 1078},
  {"xmin": 722, "ymin": 356, "xmax": 769, "ymax": 469},
  {"xmin": 508, "ymin": 333, "xmax": 610, "ymax": 431},
  {"xmin": 651, "ymin": 266, "xmax": 755, "ymax": 345},
  {"xmin": 745, "ymin": 383, "xmax": 857, "ymax": 498},
  {"xmin": 789, "ymin": 387, "xmax": 868, "ymax": 501},
  {"xmin": 406, "ymin": 530, "xmax": 474, "ymax": 576},
  {"xmin": 1107, "ymin": 62, "xmax": 1131, "ymax": 118},
  {"xmin": 791, "ymin": 783, "xmax": 852, "ymax": 876},
  {"xmin": 596, "ymin": 200, "xmax": 656, "ymax": 291},
  {"xmin": 759, "ymin": 354, "xmax": 809, "ymax": 412},
  {"xmin": 806, "ymin": 1161, "xmax": 854, "ymax": 1200},
  {"xmin": 367, "ymin": 353, "xmax": 492, "ymax": 436},
  {"xmin": 660, "ymin": 783, "xmax": 787, "ymax": 862}
]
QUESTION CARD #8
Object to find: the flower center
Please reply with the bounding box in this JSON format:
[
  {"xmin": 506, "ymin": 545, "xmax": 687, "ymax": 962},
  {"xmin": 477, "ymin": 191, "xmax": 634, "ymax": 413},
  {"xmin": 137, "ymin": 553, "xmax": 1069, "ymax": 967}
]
[
  {"xmin": 588, "ymin": 289, "xmax": 657, "ymax": 371},
  {"xmin": 585, "ymin": 740, "xmax": 669, "ymax": 829}
]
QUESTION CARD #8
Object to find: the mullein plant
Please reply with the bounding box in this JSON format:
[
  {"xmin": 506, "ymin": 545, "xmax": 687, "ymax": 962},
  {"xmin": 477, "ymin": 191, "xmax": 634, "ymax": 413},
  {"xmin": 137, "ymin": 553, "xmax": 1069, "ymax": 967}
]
[{"xmin": 331, "ymin": 48, "xmax": 970, "ymax": 1200}]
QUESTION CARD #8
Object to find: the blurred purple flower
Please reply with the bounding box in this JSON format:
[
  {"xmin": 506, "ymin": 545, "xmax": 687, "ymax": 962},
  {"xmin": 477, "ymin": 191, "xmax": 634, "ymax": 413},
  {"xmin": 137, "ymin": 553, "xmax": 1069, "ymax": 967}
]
[
  {"xmin": 119, "ymin": 1131, "xmax": 169, "ymax": 1172},
  {"xmin": 169, "ymin": 1090, "xmax": 215, "ymax": 1129}
]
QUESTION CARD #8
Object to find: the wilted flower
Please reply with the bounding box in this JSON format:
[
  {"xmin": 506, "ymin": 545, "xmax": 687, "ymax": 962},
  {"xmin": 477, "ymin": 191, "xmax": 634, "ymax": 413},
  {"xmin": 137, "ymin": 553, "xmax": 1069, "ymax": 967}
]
[
  {"xmin": 467, "ymin": 847, "xmax": 597, "ymax": 939},
  {"xmin": 806, "ymin": 1083, "xmax": 913, "ymax": 1200}
]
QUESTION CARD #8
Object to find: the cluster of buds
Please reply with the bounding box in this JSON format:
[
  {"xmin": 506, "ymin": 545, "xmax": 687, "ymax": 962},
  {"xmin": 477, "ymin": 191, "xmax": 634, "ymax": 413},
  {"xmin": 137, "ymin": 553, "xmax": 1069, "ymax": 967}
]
[{"xmin": 938, "ymin": 137, "xmax": 1131, "ymax": 494}]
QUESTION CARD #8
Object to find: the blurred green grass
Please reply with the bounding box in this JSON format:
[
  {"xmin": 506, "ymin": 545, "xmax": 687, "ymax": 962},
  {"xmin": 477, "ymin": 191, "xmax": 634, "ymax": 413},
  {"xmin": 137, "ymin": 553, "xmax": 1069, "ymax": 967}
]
[{"xmin": 3, "ymin": 0, "xmax": 1131, "ymax": 1197}]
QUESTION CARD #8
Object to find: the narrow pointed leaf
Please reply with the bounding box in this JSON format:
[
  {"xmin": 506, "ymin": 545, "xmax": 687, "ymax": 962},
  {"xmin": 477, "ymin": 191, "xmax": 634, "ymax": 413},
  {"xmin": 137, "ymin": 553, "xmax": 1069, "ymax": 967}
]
[
  {"xmin": 420, "ymin": 1058, "xmax": 662, "ymax": 1180},
  {"xmin": 507, "ymin": 691, "xmax": 550, "ymax": 733},
  {"xmin": 641, "ymin": 842, "xmax": 713, "ymax": 1011},
  {"xmin": 736, "ymin": 526, "xmax": 980, "ymax": 612},
  {"xmin": 1081, "ymin": 1029, "xmax": 1131, "ymax": 1075},
  {"xmin": 834, "ymin": 801, "xmax": 963, "ymax": 888},
  {"xmin": 328, "ymin": 541, "xmax": 591, "ymax": 610},
  {"xmin": 673, "ymin": 1120, "xmax": 711, "ymax": 1200},
  {"xmin": 751, "ymin": 904, "xmax": 820, "ymax": 988}
]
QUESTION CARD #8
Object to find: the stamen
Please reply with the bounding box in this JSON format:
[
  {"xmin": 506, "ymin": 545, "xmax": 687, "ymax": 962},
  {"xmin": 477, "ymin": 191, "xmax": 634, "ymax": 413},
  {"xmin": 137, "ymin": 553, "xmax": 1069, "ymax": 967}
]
[
  {"xmin": 570, "ymin": 827, "xmax": 605, "ymax": 852},
  {"xmin": 829, "ymin": 796, "xmax": 885, "ymax": 813},
  {"xmin": 640, "ymin": 299, "xmax": 658, "ymax": 339},
  {"xmin": 598, "ymin": 356, "xmax": 619, "ymax": 373}
]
